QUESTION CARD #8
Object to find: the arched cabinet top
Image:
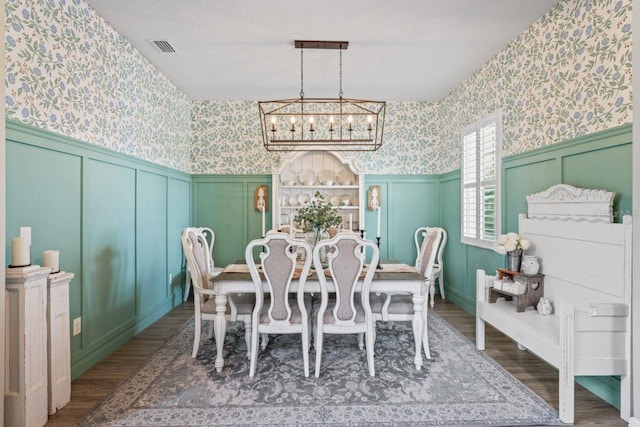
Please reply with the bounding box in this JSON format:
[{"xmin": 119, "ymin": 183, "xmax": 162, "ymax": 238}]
[{"xmin": 272, "ymin": 150, "xmax": 361, "ymax": 175}]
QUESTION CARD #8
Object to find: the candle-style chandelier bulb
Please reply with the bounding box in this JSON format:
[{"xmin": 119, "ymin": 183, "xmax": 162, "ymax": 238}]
[{"xmin": 290, "ymin": 116, "xmax": 296, "ymax": 139}]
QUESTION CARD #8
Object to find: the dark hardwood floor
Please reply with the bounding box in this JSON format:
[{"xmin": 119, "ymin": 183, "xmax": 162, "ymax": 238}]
[{"xmin": 45, "ymin": 299, "xmax": 625, "ymax": 426}]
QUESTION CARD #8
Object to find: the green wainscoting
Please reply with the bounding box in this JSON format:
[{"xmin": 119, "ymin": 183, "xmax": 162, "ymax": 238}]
[
  {"xmin": 83, "ymin": 159, "xmax": 137, "ymax": 349},
  {"xmin": 137, "ymin": 171, "xmax": 170, "ymax": 317},
  {"xmin": 364, "ymin": 176, "xmax": 440, "ymax": 264},
  {"xmin": 168, "ymin": 178, "xmax": 191, "ymax": 296},
  {"xmin": 502, "ymin": 124, "xmax": 632, "ymax": 230},
  {"xmin": 5, "ymin": 120, "xmax": 190, "ymax": 379},
  {"xmin": 439, "ymin": 170, "xmax": 504, "ymax": 313},
  {"xmin": 191, "ymin": 175, "xmax": 272, "ymax": 267}
]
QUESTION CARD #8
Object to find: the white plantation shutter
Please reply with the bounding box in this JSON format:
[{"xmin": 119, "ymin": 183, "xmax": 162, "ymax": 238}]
[{"xmin": 461, "ymin": 111, "xmax": 501, "ymax": 248}]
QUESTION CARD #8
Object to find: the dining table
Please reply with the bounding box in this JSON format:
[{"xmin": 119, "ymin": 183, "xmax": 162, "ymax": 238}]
[{"xmin": 209, "ymin": 262, "xmax": 429, "ymax": 373}]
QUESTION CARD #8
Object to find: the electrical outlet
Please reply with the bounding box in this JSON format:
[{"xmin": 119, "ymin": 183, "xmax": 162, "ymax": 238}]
[
  {"xmin": 19, "ymin": 227, "xmax": 31, "ymax": 246},
  {"xmin": 73, "ymin": 317, "xmax": 82, "ymax": 336},
  {"xmin": 168, "ymin": 273, "xmax": 173, "ymax": 285}
]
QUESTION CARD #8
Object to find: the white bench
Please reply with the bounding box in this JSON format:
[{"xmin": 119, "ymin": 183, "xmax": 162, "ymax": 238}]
[{"xmin": 475, "ymin": 184, "xmax": 631, "ymax": 424}]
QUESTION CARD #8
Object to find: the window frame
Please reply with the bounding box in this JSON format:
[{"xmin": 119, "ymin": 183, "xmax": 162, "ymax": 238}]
[{"xmin": 461, "ymin": 110, "xmax": 502, "ymax": 249}]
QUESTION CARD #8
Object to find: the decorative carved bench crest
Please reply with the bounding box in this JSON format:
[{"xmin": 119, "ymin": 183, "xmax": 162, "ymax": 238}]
[{"xmin": 526, "ymin": 184, "xmax": 615, "ymax": 223}]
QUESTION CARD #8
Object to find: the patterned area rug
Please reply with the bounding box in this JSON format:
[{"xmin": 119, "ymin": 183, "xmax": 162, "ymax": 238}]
[{"xmin": 79, "ymin": 313, "xmax": 561, "ymax": 426}]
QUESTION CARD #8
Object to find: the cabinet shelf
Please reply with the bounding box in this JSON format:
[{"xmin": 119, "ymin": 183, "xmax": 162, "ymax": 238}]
[
  {"xmin": 272, "ymin": 151, "xmax": 364, "ymax": 232},
  {"xmin": 280, "ymin": 205, "xmax": 360, "ymax": 210},
  {"xmin": 280, "ymin": 185, "xmax": 359, "ymax": 190}
]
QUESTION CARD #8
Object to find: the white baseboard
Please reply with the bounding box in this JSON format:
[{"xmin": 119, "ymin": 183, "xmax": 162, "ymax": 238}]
[{"xmin": 628, "ymin": 416, "xmax": 640, "ymax": 427}]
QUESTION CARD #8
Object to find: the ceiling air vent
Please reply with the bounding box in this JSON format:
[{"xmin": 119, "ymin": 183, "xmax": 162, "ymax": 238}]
[{"xmin": 150, "ymin": 39, "xmax": 177, "ymax": 53}]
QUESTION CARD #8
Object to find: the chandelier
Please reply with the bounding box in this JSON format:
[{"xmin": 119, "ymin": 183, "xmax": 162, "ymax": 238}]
[{"xmin": 259, "ymin": 40, "xmax": 386, "ymax": 152}]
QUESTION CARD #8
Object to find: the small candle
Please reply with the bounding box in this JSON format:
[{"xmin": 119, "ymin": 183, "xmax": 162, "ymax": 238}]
[
  {"xmin": 348, "ymin": 116, "xmax": 353, "ymax": 131},
  {"xmin": 261, "ymin": 205, "xmax": 266, "ymax": 237},
  {"xmin": 376, "ymin": 206, "xmax": 381, "ymax": 238},
  {"xmin": 290, "ymin": 116, "xmax": 296, "ymax": 131},
  {"xmin": 329, "ymin": 116, "xmax": 335, "ymax": 132},
  {"xmin": 11, "ymin": 237, "xmax": 30, "ymax": 267},
  {"xmin": 349, "ymin": 214, "xmax": 353, "ymax": 231},
  {"xmin": 367, "ymin": 116, "xmax": 373, "ymax": 131},
  {"xmin": 43, "ymin": 250, "xmax": 60, "ymax": 272},
  {"xmin": 309, "ymin": 116, "xmax": 314, "ymax": 132},
  {"xmin": 270, "ymin": 116, "xmax": 276, "ymax": 131}
]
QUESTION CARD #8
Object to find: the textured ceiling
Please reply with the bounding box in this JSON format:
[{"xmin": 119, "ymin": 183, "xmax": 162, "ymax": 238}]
[{"xmin": 85, "ymin": 0, "xmax": 560, "ymax": 101}]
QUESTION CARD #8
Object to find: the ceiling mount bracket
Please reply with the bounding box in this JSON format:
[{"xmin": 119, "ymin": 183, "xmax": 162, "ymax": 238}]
[{"xmin": 294, "ymin": 40, "xmax": 349, "ymax": 50}]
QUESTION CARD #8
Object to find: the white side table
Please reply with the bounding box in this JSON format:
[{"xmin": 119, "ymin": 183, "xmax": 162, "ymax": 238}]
[
  {"xmin": 5, "ymin": 265, "xmax": 52, "ymax": 427},
  {"xmin": 47, "ymin": 271, "xmax": 74, "ymax": 414}
]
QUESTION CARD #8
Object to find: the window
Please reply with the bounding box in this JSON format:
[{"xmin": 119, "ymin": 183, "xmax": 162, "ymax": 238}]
[{"xmin": 461, "ymin": 111, "xmax": 501, "ymax": 248}]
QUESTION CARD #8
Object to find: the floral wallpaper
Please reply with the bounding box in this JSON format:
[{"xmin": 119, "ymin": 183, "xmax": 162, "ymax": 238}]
[
  {"xmin": 438, "ymin": 0, "xmax": 632, "ymax": 173},
  {"xmin": 192, "ymin": 0, "xmax": 632, "ymax": 175},
  {"xmin": 4, "ymin": 0, "xmax": 632, "ymax": 176},
  {"xmin": 5, "ymin": 0, "xmax": 192, "ymax": 172},
  {"xmin": 190, "ymin": 100, "xmax": 441, "ymax": 175}
]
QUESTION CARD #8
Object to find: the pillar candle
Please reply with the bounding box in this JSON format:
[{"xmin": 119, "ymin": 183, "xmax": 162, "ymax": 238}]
[
  {"xmin": 349, "ymin": 214, "xmax": 353, "ymax": 231},
  {"xmin": 261, "ymin": 206, "xmax": 266, "ymax": 237},
  {"xmin": 43, "ymin": 250, "xmax": 60, "ymax": 272},
  {"xmin": 11, "ymin": 237, "xmax": 30, "ymax": 266},
  {"xmin": 376, "ymin": 206, "xmax": 381, "ymax": 238}
]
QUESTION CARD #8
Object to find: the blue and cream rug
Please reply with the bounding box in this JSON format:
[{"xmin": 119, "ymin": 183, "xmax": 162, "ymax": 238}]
[{"xmin": 79, "ymin": 313, "xmax": 561, "ymax": 426}]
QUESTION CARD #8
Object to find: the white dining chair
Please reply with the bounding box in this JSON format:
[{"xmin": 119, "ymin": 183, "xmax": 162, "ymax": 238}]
[
  {"xmin": 371, "ymin": 227, "xmax": 442, "ymax": 359},
  {"xmin": 183, "ymin": 226, "xmax": 223, "ymax": 302},
  {"xmin": 245, "ymin": 233, "xmax": 313, "ymax": 377},
  {"xmin": 182, "ymin": 229, "xmax": 254, "ymax": 358},
  {"xmin": 414, "ymin": 226, "xmax": 447, "ymax": 307},
  {"xmin": 313, "ymin": 233, "xmax": 379, "ymax": 377}
]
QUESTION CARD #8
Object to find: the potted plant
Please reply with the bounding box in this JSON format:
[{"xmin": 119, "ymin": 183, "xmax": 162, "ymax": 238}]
[
  {"xmin": 494, "ymin": 232, "xmax": 530, "ymax": 272},
  {"xmin": 293, "ymin": 191, "xmax": 342, "ymax": 246}
]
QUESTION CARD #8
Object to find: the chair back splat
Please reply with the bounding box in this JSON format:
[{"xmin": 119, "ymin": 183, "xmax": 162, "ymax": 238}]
[
  {"xmin": 245, "ymin": 233, "xmax": 313, "ymax": 377},
  {"xmin": 313, "ymin": 233, "xmax": 379, "ymax": 377},
  {"xmin": 414, "ymin": 226, "xmax": 447, "ymax": 307}
]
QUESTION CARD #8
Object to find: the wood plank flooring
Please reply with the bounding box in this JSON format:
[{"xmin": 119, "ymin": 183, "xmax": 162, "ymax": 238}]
[{"xmin": 45, "ymin": 300, "xmax": 625, "ymax": 426}]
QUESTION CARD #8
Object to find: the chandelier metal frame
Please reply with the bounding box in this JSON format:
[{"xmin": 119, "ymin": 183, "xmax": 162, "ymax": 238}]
[{"xmin": 259, "ymin": 40, "xmax": 386, "ymax": 152}]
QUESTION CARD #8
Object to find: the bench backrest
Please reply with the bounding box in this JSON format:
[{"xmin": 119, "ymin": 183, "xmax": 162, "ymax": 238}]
[{"xmin": 521, "ymin": 184, "xmax": 631, "ymax": 311}]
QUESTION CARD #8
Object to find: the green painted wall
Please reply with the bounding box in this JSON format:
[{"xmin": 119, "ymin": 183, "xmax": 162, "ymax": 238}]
[
  {"xmin": 364, "ymin": 176, "xmax": 440, "ymax": 264},
  {"xmin": 191, "ymin": 175, "xmax": 272, "ymax": 266},
  {"xmin": 502, "ymin": 124, "xmax": 632, "ymax": 231},
  {"xmin": 5, "ymin": 120, "xmax": 190, "ymax": 379}
]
